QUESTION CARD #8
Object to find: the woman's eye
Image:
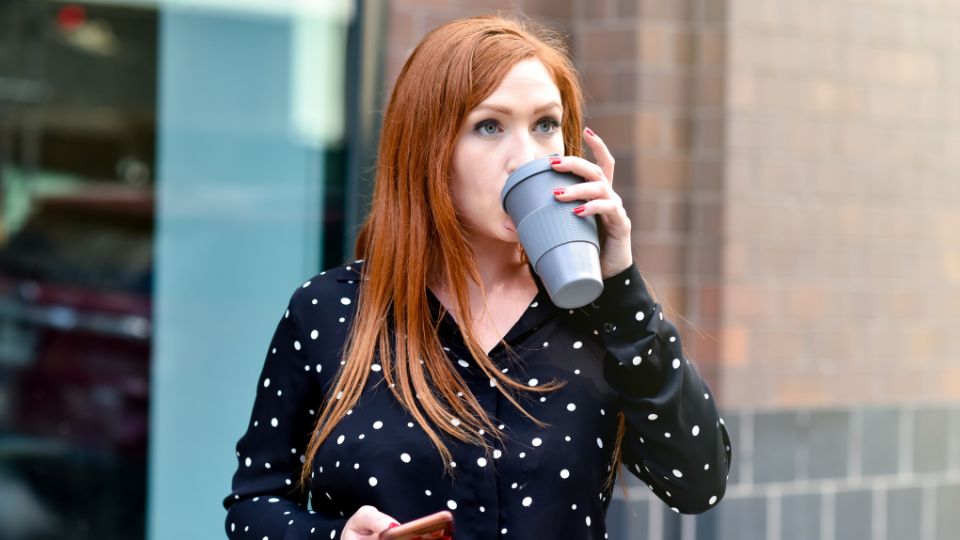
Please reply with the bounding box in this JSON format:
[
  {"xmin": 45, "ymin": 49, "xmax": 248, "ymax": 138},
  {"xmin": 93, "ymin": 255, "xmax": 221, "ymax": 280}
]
[
  {"xmin": 475, "ymin": 120, "xmax": 500, "ymax": 136},
  {"xmin": 535, "ymin": 118, "xmax": 561, "ymax": 133}
]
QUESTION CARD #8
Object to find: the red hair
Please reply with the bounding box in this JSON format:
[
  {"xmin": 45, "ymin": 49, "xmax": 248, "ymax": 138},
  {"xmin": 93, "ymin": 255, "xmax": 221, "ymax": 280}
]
[{"xmin": 299, "ymin": 14, "xmax": 625, "ymax": 490}]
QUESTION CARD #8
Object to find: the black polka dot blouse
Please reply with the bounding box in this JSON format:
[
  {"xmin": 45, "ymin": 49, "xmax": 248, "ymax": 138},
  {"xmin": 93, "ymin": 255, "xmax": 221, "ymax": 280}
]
[{"xmin": 223, "ymin": 261, "xmax": 732, "ymax": 539}]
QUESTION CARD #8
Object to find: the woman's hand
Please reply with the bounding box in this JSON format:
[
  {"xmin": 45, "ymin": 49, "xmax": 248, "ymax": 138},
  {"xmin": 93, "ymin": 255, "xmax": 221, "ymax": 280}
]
[
  {"xmin": 549, "ymin": 127, "xmax": 633, "ymax": 278},
  {"xmin": 341, "ymin": 505, "xmax": 399, "ymax": 540}
]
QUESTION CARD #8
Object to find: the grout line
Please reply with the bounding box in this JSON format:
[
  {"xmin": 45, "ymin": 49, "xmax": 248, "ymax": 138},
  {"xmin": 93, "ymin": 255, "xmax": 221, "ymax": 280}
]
[
  {"xmin": 849, "ymin": 407, "xmax": 863, "ymax": 481},
  {"xmin": 899, "ymin": 406, "xmax": 914, "ymax": 476},
  {"xmin": 872, "ymin": 483, "xmax": 887, "ymax": 540},
  {"xmin": 821, "ymin": 486, "xmax": 835, "ymax": 540},
  {"xmin": 767, "ymin": 487, "xmax": 781, "ymax": 540},
  {"xmin": 921, "ymin": 479, "xmax": 935, "ymax": 540},
  {"xmin": 741, "ymin": 409, "xmax": 755, "ymax": 485}
]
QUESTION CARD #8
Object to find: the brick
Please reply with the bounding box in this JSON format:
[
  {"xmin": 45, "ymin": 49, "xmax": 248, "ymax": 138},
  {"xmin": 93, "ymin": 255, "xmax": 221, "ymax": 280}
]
[
  {"xmin": 860, "ymin": 407, "xmax": 900, "ymax": 476},
  {"xmin": 781, "ymin": 493, "xmax": 820, "ymax": 540},
  {"xmin": 606, "ymin": 497, "xmax": 649, "ymax": 539},
  {"xmin": 579, "ymin": 26, "xmax": 637, "ymax": 64},
  {"xmin": 695, "ymin": 496, "xmax": 766, "ymax": 540},
  {"xmin": 835, "ymin": 490, "xmax": 872, "ymax": 540},
  {"xmin": 639, "ymin": 0, "xmax": 693, "ymax": 22},
  {"xmin": 639, "ymin": 71, "xmax": 689, "ymax": 108},
  {"xmin": 754, "ymin": 411, "xmax": 798, "ymax": 483},
  {"xmin": 887, "ymin": 487, "xmax": 924, "ymax": 540},
  {"xmin": 913, "ymin": 407, "xmax": 950, "ymax": 474},
  {"xmin": 936, "ymin": 483, "xmax": 960, "ymax": 540},
  {"xmin": 638, "ymin": 155, "xmax": 690, "ymax": 189},
  {"xmin": 806, "ymin": 410, "xmax": 849, "ymax": 480}
]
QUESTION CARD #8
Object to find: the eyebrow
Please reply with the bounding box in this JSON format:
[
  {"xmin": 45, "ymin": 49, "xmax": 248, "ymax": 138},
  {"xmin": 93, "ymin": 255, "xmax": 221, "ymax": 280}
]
[{"xmin": 471, "ymin": 101, "xmax": 563, "ymax": 116}]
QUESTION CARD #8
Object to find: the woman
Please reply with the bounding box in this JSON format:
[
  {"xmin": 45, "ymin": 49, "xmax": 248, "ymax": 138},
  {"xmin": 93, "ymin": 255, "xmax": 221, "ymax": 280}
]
[{"xmin": 223, "ymin": 15, "xmax": 731, "ymax": 540}]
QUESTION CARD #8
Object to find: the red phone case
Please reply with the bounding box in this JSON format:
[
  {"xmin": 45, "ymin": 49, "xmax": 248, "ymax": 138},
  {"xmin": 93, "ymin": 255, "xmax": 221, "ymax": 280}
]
[{"xmin": 378, "ymin": 510, "xmax": 455, "ymax": 540}]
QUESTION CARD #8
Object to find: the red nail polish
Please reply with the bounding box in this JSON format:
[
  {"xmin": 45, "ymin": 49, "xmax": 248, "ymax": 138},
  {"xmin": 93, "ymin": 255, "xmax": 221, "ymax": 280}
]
[
  {"xmin": 553, "ymin": 188, "xmax": 565, "ymax": 195},
  {"xmin": 388, "ymin": 522, "xmax": 399, "ymax": 529},
  {"xmin": 573, "ymin": 205, "xmax": 585, "ymax": 215},
  {"xmin": 550, "ymin": 157, "xmax": 562, "ymax": 165},
  {"xmin": 585, "ymin": 127, "xmax": 595, "ymax": 137}
]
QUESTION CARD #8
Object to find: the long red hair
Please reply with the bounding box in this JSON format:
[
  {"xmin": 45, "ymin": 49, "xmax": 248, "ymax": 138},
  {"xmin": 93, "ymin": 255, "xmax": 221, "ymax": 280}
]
[{"xmin": 298, "ymin": 14, "xmax": 625, "ymax": 490}]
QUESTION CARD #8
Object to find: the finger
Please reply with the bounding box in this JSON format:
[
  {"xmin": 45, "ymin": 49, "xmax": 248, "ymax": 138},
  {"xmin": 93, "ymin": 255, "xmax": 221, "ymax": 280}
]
[
  {"xmin": 549, "ymin": 155, "xmax": 605, "ymax": 184},
  {"xmin": 553, "ymin": 181, "xmax": 615, "ymax": 204},
  {"xmin": 583, "ymin": 127, "xmax": 616, "ymax": 184},
  {"xmin": 352, "ymin": 505, "xmax": 399, "ymax": 535},
  {"xmin": 573, "ymin": 198, "xmax": 630, "ymax": 229}
]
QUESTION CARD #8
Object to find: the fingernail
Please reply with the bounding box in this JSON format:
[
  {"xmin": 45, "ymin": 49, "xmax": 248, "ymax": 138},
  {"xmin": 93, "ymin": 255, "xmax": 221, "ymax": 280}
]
[
  {"xmin": 388, "ymin": 522, "xmax": 400, "ymax": 529},
  {"xmin": 573, "ymin": 205, "xmax": 585, "ymax": 215},
  {"xmin": 585, "ymin": 127, "xmax": 595, "ymax": 137},
  {"xmin": 549, "ymin": 157, "xmax": 562, "ymax": 165},
  {"xmin": 553, "ymin": 188, "xmax": 565, "ymax": 196}
]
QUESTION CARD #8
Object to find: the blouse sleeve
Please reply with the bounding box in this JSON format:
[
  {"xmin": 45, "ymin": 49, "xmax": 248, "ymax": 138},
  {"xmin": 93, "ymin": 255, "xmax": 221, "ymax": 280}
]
[
  {"xmin": 222, "ymin": 284, "xmax": 347, "ymax": 539},
  {"xmin": 577, "ymin": 263, "xmax": 732, "ymax": 514}
]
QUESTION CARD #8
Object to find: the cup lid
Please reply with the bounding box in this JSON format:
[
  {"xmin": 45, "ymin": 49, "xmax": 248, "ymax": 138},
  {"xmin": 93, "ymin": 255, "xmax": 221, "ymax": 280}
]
[{"xmin": 500, "ymin": 157, "xmax": 555, "ymax": 211}]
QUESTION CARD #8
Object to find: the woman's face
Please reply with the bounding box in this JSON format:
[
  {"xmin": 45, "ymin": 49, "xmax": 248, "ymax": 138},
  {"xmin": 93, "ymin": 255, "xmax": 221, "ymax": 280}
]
[{"xmin": 449, "ymin": 58, "xmax": 565, "ymax": 246}]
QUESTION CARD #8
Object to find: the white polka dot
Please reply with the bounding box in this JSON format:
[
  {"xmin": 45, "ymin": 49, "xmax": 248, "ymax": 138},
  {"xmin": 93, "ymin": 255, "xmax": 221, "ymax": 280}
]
[
  {"xmin": 425, "ymin": 489, "xmax": 431, "ymax": 496},
  {"xmin": 704, "ymin": 393, "xmax": 710, "ymax": 400},
  {"xmin": 709, "ymin": 495, "xmax": 718, "ymax": 505},
  {"xmin": 340, "ymin": 297, "xmax": 351, "ymax": 305},
  {"xmin": 368, "ymin": 477, "xmax": 377, "ymax": 486},
  {"xmin": 625, "ymin": 279, "xmax": 631, "ymax": 285},
  {"xmin": 293, "ymin": 340, "xmax": 301, "ymax": 350},
  {"xmin": 571, "ymin": 504, "xmax": 578, "ymax": 510},
  {"xmin": 648, "ymin": 413, "xmax": 658, "ymax": 421},
  {"xmin": 528, "ymin": 378, "xmax": 539, "ymax": 386},
  {"xmin": 336, "ymin": 435, "xmax": 345, "ymax": 444},
  {"xmin": 596, "ymin": 437, "xmax": 604, "ymax": 448},
  {"xmin": 494, "ymin": 449, "xmax": 502, "ymax": 459},
  {"xmin": 310, "ymin": 329, "xmax": 319, "ymax": 340},
  {"xmin": 458, "ymin": 359, "xmax": 469, "ymax": 368},
  {"xmin": 573, "ymin": 341, "xmax": 583, "ymax": 349},
  {"xmin": 373, "ymin": 420, "xmax": 383, "ymax": 429},
  {"xmin": 560, "ymin": 469, "xmax": 570, "ymax": 479},
  {"xmin": 567, "ymin": 403, "xmax": 577, "ymax": 412},
  {"xmin": 704, "ymin": 464, "xmax": 710, "ymax": 470},
  {"xmin": 665, "ymin": 432, "xmax": 672, "ymax": 438},
  {"xmin": 479, "ymin": 506, "xmax": 485, "ymax": 512},
  {"xmin": 673, "ymin": 469, "xmax": 683, "ymax": 478},
  {"xmin": 371, "ymin": 364, "xmax": 381, "ymax": 372},
  {"xmin": 244, "ymin": 457, "xmax": 252, "ymax": 467},
  {"xmin": 672, "ymin": 358, "xmax": 681, "ymax": 369},
  {"xmin": 635, "ymin": 311, "xmax": 644, "ymax": 321},
  {"xmin": 669, "ymin": 336, "xmax": 676, "ymax": 342},
  {"xmin": 338, "ymin": 317, "xmax": 345, "ymax": 323},
  {"xmin": 263, "ymin": 378, "xmax": 270, "ymax": 388},
  {"xmin": 447, "ymin": 500, "xmax": 457, "ymax": 510},
  {"xmin": 532, "ymin": 437, "xmax": 542, "ymax": 447},
  {"xmin": 586, "ymin": 516, "xmax": 592, "ymax": 526},
  {"xmin": 632, "ymin": 356, "xmax": 642, "ymax": 365},
  {"xmin": 284, "ymin": 310, "xmax": 289, "ymax": 318},
  {"xmin": 531, "ymin": 301, "xmax": 539, "ymax": 307},
  {"xmin": 565, "ymin": 435, "xmax": 572, "ymax": 442},
  {"xmin": 543, "ymin": 341, "xmax": 549, "ymax": 347},
  {"xmin": 692, "ymin": 425, "xmax": 700, "ymax": 436},
  {"xmin": 400, "ymin": 453, "xmax": 411, "ymax": 463},
  {"xmin": 271, "ymin": 418, "xmax": 278, "ymax": 428},
  {"xmin": 450, "ymin": 418, "xmax": 461, "ymax": 427},
  {"xmin": 501, "ymin": 528, "xmax": 508, "ymax": 535},
  {"xmin": 522, "ymin": 496, "xmax": 533, "ymax": 507},
  {"xmin": 574, "ymin": 369, "xmax": 581, "ymax": 375},
  {"xmin": 477, "ymin": 457, "xmax": 487, "ymax": 467}
]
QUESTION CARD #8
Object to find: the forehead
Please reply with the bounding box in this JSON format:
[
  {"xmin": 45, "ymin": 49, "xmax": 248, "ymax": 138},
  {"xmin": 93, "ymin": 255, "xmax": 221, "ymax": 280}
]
[{"xmin": 478, "ymin": 58, "xmax": 562, "ymax": 107}]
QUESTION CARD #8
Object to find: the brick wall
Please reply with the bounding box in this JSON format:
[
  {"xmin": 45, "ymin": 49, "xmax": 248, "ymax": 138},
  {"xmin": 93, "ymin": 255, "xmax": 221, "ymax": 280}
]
[
  {"xmin": 380, "ymin": 1, "xmax": 960, "ymax": 537},
  {"xmin": 720, "ymin": 0, "xmax": 960, "ymax": 408}
]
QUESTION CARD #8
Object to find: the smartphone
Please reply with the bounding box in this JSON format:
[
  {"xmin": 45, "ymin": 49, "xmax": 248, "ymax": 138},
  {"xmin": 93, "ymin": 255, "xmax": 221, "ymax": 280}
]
[{"xmin": 378, "ymin": 510, "xmax": 455, "ymax": 540}]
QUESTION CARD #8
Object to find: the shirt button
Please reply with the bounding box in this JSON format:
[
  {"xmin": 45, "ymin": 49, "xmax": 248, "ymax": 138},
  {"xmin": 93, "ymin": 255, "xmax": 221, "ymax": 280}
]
[{"xmin": 603, "ymin": 322, "xmax": 616, "ymax": 333}]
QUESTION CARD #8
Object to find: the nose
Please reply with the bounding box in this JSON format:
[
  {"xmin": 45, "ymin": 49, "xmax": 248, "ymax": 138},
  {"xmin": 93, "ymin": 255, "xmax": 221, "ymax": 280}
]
[{"xmin": 505, "ymin": 131, "xmax": 540, "ymax": 176}]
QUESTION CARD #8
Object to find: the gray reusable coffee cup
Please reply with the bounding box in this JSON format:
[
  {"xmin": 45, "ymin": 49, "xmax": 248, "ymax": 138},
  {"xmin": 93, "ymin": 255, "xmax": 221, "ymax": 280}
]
[{"xmin": 501, "ymin": 157, "xmax": 603, "ymax": 309}]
